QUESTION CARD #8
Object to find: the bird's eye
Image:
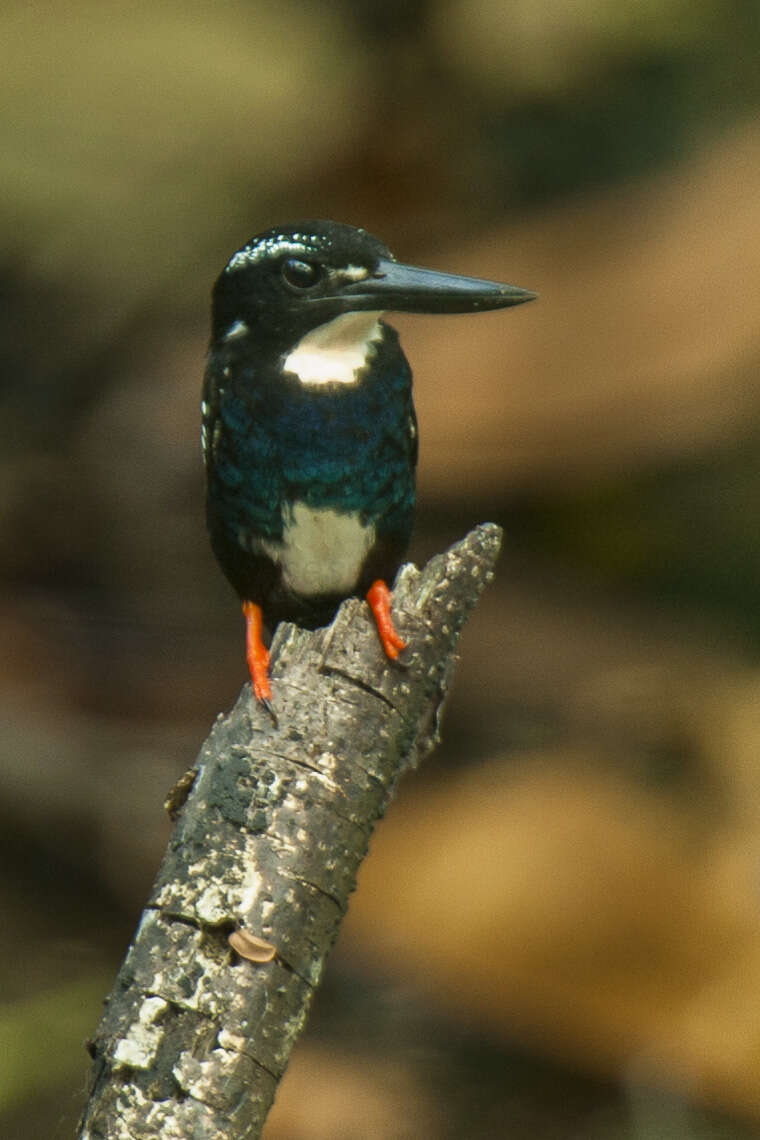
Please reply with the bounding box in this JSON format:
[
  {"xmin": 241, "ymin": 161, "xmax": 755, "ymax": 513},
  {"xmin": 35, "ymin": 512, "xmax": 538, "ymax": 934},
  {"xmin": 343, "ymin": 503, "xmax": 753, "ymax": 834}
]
[{"xmin": 281, "ymin": 258, "xmax": 322, "ymax": 290}]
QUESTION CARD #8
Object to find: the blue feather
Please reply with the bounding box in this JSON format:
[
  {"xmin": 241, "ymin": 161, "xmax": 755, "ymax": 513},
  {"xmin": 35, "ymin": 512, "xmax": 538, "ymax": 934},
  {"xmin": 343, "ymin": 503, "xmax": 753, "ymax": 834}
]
[{"xmin": 207, "ymin": 325, "xmax": 416, "ymax": 546}]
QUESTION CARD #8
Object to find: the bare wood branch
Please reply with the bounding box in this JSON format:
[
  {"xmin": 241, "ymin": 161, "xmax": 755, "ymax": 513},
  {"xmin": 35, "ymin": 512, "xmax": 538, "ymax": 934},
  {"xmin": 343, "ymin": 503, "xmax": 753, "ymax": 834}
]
[{"xmin": 78, "ymin": 523, "xmax": 503, "ymax": 1140}]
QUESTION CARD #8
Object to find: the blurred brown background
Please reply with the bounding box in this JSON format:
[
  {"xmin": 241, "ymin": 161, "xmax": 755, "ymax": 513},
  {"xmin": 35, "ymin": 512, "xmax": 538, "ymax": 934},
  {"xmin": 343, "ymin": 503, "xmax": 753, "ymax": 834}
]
[{"xmin": 3, "ymin": 1, "xmax": 760, "ymax": 1136}]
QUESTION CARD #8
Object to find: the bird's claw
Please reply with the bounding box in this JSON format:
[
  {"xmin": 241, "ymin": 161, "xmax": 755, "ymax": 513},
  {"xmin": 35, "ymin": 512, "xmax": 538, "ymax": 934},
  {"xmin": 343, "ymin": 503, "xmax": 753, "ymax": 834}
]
[
  {"xmin": 259, "ymin": 695, "xmax": 278, "ymax": 727},
  {"xmin": 366, "ymin": 579, "xmax": 408, "ymax": 662},
  {"xmin": 243, "ymin": 600, "xmax": 277, "ymax": 725}
]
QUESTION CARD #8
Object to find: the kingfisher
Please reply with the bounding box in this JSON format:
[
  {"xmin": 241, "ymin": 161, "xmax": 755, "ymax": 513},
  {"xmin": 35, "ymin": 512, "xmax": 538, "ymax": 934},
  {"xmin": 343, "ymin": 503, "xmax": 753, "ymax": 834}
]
[{"xmin": 202, "ymin": 220, "xmax": 535, "ymax": 719}]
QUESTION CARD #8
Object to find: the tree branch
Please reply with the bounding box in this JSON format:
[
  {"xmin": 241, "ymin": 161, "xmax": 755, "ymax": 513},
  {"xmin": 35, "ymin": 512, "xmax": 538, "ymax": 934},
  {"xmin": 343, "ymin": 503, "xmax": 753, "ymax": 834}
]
[{"xmin": 78, "ymin": 523, "xmax": 503, "ymax": 1140}]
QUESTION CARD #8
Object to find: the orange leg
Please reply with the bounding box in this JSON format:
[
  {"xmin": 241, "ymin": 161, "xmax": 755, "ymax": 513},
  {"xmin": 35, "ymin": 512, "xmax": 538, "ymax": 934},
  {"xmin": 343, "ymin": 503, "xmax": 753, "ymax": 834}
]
[
  {"xmin": 242, "ymin": 601, "xmax": 276, "ymax": 719},
  {"xmin": 366, "ymin": 579, "xmax": 407, "ymax": 661}
]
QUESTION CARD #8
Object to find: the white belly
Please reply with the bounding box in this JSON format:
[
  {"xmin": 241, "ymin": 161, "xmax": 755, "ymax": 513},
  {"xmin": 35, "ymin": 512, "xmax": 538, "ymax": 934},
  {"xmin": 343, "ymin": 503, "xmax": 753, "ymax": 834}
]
[{"xmin": 262, "ymin": 501, "xmax": 376, "ymax": 597}]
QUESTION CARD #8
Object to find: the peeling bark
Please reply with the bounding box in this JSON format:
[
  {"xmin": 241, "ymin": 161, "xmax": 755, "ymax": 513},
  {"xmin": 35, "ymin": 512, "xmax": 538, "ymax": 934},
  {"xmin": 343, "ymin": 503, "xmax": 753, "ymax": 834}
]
[{"xmin": 78, "ymin": 524, "xmax": 502, "ymax": 1140}]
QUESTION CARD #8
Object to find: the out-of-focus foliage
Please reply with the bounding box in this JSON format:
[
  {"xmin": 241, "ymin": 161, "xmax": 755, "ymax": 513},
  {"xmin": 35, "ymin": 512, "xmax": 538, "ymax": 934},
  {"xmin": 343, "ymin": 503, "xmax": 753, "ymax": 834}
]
[
  {"xmin": 0, "ymin": 1, "xmax": 362, "ymax": 292},
  {"xmin": 3, "ymin": 1, "xmax": 760, "ymax": 1137},
  {"xmin": 0, "ymin": 978, "xmax": 110, "ymax": 1115}
]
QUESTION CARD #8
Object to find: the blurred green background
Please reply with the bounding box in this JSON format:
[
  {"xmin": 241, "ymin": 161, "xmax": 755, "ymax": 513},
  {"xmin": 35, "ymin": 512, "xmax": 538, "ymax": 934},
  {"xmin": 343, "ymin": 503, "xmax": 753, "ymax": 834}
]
[{"xmin": 3, "ymin": 1, "xmax": 760, "ymax": 1136}]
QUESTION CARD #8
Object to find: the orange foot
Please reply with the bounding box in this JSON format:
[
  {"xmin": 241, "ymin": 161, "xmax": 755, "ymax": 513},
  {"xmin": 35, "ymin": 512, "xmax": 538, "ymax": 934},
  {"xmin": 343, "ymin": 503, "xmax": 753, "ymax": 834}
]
[
  {"xmin": 366, "ymin": 579, "xmax": 407, "ymax": 661},
  {"xmin": 242, "ymin": 601, "xmax": 277, "ymax": 723}
]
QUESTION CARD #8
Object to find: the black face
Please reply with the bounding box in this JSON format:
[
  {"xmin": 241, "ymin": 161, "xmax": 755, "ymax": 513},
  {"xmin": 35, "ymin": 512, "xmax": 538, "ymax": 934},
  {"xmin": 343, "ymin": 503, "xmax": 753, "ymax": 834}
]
[
  {"xmin": 211, "ymin": 221, "xmax": 393, "ymax": 343},
  {"xmin": 210, "ymin": 219, "xmax": 536, "ymax": 346}
]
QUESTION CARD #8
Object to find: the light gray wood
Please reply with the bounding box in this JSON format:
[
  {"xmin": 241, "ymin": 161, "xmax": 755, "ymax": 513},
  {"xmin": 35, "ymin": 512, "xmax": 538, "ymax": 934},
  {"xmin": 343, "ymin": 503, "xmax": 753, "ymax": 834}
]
[{"xmin": 78, "ymin": 523, "xmax": 502, "ymax": 1140}]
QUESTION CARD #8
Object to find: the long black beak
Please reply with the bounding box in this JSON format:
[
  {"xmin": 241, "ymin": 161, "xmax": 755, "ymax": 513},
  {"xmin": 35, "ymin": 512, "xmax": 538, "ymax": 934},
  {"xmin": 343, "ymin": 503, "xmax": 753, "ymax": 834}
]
[{"xmin": 340, "ymin": 257, "xmax": 537, "ymax": 314}]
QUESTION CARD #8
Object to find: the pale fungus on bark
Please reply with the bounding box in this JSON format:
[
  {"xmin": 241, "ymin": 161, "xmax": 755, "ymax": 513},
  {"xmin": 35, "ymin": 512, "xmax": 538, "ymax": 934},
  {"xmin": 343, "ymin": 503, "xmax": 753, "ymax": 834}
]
[{"xmin": 228, "ymin": 929, "xmax": 278, "ymax": 963}]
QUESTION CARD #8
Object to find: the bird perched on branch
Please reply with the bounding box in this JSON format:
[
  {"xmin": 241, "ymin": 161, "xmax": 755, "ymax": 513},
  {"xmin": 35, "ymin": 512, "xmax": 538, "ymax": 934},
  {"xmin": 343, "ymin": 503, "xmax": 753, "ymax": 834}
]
[{"xmin": 202, "ymin": 220, "xmax": 535, "ymax": 719}]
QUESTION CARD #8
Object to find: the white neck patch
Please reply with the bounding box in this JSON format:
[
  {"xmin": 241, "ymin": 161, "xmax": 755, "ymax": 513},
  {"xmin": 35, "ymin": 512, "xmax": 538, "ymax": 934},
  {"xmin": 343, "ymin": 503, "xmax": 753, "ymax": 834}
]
[{"xmin": 282, "ymin": 311, "xmax": 384, "ymax": 387}]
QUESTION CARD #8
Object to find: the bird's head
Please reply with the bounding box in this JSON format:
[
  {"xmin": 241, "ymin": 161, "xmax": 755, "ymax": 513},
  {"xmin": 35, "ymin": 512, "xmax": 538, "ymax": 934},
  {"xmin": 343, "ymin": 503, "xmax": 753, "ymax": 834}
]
[{"xmin": 210, "ymin": 220, "xmax": 535, "ymax": 386}]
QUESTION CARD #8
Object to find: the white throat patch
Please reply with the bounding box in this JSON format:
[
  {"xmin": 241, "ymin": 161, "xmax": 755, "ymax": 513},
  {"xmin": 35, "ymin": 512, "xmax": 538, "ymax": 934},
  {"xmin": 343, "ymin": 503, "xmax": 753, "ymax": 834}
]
[{"xmin": 282, "ymin": 311, "xmax": 384, "ymax": 387}]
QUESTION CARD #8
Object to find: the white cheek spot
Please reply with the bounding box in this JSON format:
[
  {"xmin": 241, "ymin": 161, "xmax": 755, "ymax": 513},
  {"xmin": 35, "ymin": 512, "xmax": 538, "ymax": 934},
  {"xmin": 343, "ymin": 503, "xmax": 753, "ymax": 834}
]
[
  {"xmin": 283, "ymin": 311, "xmax": 384, "ymax": 387},
  {"xmin": 341, "ymin": 264, "xmax": 370, "ymax": 282},
  {"xmin": 224, "ymin": 319, "xmax": 249, "ymax": 341},
  {"xmin": 262, "ymin": 502, "xmax": 376, "ymax": 596}
]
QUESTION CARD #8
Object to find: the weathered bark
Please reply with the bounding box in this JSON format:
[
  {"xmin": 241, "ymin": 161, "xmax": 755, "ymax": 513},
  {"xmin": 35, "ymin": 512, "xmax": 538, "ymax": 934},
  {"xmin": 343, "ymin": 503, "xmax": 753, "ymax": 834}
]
[{"xmin": 78, "ymin": 523, "xmax": 502, "ymax": 1140}]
